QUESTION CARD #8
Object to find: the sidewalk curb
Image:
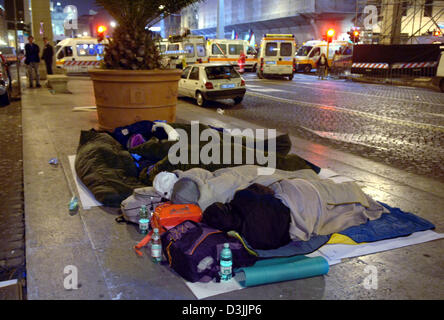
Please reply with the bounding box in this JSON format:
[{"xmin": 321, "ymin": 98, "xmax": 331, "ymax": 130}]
[{"xmin": 346, "ymin": 75, "xmax": 440, "ymax": 91}]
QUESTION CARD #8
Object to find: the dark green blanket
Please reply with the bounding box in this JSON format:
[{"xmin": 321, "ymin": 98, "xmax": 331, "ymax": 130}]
[{"xmin": 75, "ymin": 123, "xmax": 312, "ymax": 207}]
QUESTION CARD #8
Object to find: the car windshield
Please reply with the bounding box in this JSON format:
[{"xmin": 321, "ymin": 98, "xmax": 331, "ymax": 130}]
[
  {"xmin": 296, "ymin": 46, "xmax": 312, "ymax": 56},
  {"xmin": 205, "ymin": 66, "xmax": 240, "ymax": 80}
]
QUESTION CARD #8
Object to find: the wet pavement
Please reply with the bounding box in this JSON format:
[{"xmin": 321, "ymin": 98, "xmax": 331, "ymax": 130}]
[{"xmin": 197, "ymin": 72, "xmax": 444, "ymax": 183}]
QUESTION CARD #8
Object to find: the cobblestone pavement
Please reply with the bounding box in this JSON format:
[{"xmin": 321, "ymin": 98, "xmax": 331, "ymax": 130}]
[
  {"xmin": 193, "ymin": 73, "xmax": 444, "ymax": 183},
  {"xmin": 0, "ymin": 100, "xmax": 26, "ymax": 286}
]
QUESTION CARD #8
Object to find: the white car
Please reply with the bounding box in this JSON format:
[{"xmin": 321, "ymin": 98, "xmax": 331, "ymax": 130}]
[{"xmin": 178, "ymin": 63, "xmax": 246, "ymax": 107}]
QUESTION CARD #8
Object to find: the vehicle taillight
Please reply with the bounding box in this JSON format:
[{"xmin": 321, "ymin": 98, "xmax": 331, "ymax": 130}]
[
  {"xmin": 293, "ymin": 58, "xmax": 296, "ymax": 72},
  {"xmin": 241, "ymin": 79, "xmax": 245, "ymax": 86},
  {"xmin": 205, "ymin": 82, "xmax": 214, "ymax": 89},
  {"xmin": 197, "ymin": 58, "xmax": 202, "ymax": 63}
]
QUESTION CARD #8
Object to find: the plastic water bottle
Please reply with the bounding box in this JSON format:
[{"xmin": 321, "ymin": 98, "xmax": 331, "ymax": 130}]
[
  {"xmin": 151, "ymin": 228, "xmax": 162, "ymax": 263},
  {"xmin": 220, "ymin": 243, "xmax": 233, "ymax": 281},
  {"xmin": 138, "ymin": 205, "xmax": 149, "ymax": 235}
]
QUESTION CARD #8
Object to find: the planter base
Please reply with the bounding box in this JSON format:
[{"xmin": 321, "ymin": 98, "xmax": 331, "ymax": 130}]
[{"xmin": 89, "ymin": 68, "xmax": 181, "ymax": 131}]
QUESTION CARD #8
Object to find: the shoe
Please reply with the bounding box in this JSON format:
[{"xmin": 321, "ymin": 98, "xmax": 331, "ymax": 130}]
[{"xmin": 36, "ymin": 84, "xmax": 41, "ymax": 88}]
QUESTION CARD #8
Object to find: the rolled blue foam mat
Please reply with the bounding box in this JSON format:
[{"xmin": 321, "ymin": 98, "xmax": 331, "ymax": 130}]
[{"xmin": 236, "ymin": 256, "xmax": 329, "ymax": 287}]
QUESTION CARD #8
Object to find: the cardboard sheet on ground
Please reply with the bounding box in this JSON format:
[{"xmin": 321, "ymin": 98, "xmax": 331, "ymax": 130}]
[
  {"xmin": 68, "ymin": 155, "xmax": 103, "ymax": 209},
  {"xmin": 185, "ymin": 230, "xmax": 444, "ymax": 300}
]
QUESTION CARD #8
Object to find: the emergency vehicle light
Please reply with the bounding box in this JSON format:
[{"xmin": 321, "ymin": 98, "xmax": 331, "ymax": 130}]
[{"xmin": 263, "ymin": 34, "xmax": 294, "ymax": 38}]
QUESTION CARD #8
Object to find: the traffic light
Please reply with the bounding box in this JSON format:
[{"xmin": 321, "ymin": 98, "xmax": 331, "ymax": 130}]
[
  {"xmin": 433, "ymin": 29, "xmax": 442, "ymax": 36},
  {"xmin": 348, "ymin": 29, "xmax": 360, "ymax": 43},
  {"xmin": 326, "ymin": 28, "xmax": 335, "ymax": 43},
  {"xmin": 97, "ymin": 25, "xmax": 107, "ymax": 42}
]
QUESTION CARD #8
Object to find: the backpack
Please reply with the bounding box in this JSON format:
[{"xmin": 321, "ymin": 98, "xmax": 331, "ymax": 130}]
[
  {"xmin": 161, "ymin": 220, "xmax": 257, "ymax": 283},
  {"xmin": 134, "ymin": 203, "xmax": 202, "ymax": 256},
  {"xmin": 118, "ymin": 187, "xmax": 166, "ymax": 224}
]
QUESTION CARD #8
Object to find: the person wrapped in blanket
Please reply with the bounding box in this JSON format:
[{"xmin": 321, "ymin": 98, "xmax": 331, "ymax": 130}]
[
  {"xmin": 149, "ymin": 166, "xmax": 388, "ymax": 251},
  {"xmin": 74, "ymin": 120, "xmax": 316, "ymax": 207}
]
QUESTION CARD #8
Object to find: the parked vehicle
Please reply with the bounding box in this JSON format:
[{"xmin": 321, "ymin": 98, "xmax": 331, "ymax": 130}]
[
  {"xmin": 207, "ymin": 39, "xmax": 257, "ymax": 71},
  {"xmin": 295, "ymin": 40, "xmax": 352, "ymax": 73},
  {"xmin": 162, "ymin": 35, "xmax": 207, "ymax": 69},
  {"xmin": 256, "ymin": 34, "xmax": 296, "ymax": 80},
  {"xmin": 55, "ymin": 37, "xmax": 106, "ymax": 73},
  {"xmin": 178, "ymin": 63, "xmax": 246, "ymax": 106}
]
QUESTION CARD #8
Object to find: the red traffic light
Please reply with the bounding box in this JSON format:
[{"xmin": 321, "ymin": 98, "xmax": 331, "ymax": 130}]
[
  {"xmin": 327, "ymin": 29, "xmax": 335, "ymax": 37},
  {"xmin": 97, "ymin": 25, "xmax": 107, "ymax": 34},
  {"xmin": 433, "ymin": 30, "xmax": 442, "ymax": 36},
  {"xmin": 353, "ymin": 30, "xmax": 360, "ymax": 37}
]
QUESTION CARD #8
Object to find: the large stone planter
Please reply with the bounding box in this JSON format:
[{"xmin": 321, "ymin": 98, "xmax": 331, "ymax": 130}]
[{"xmin": 89, "ymin": 68, "xmax": 182, "ymax": 131}]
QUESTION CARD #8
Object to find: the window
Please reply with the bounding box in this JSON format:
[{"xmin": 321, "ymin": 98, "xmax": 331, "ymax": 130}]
[
  {"xmin": 229, "ymin": 44, "xmax": 243, "ymax": 55},
  {"xmin": 184, "ymin": 43, "xmax": 195, "ymax": 57},
  {"xmin": 265, "ymin": 42, "xmax": 278, "ymax": 56},
  {"xmin": 159, "ymin": 44, "xmax": 166, "ymax": 53},
  {"xmin": 205, "ymin": 66, "xmax": 240, "ymax": 80},
  {"xmin": 424, "ymin": 0, "xmax": 433, "ymax": 17},
  {"xmin": 188, "ymin": 67, "xmax": 200, "ymax": 80},
  {"xmin": 196, "ymin": 44, "xmax": 206, "ymax": 57},
  {"xmin": 246, "ymin": 46, "xmax": 256, "ymax": 55},
  {"xmin": 181, "ymin": 66, "xmax": 192, "ymax": 79},
  {"xmin": 57, "ymin": 46, "xmax": 73, "ymax": 59},
  {"xmin": 280, "ymin": 43, "xmax": 292, "ymax": 56},
  {"xmin": 212, "ymin": 43, "xmax": 226, "ymax": 55},
  {"xmin": 309, "ymin": 47, "xmax": 320, "ymax": 58},
  {"xmin": 167, "ymin": 44, "xmax": 180, "ymax": 51},
  {"xmin": 296, "ymin": 46, "xmax": 312, "ymax": 56},
  {"xmin": 76, "ymin": 44, "xmax": 102, "ymax": 56}
]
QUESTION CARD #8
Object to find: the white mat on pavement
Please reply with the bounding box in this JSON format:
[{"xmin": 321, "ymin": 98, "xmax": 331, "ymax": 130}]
[{"xmin": 68, "ymin": 155, "xmax": 103, "ymax": 210}]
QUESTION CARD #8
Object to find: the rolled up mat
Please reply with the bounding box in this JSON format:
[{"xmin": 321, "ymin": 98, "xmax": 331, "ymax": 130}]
[{"xmin": 236, "ymin": 256, "xmax": 329, "ymax": 287}]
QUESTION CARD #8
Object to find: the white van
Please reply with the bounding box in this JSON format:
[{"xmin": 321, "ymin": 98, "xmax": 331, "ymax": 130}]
[
  {"xmin": 163, "ymin": 35, "xmax": 207, "ymax": 69},
  {"xmin": 256, "ymin": 34, "xmax": 296, "ymax": 80},
  {"xmin": 207, "ymin": 39, "xmax": 257, "ymax": 71},
  {"xmin": 55, "ymin": 37, "xmax": 106, "ymax": 73},
  {"xmin": 295, "ymin": 40, "xmax": 352, "ymax": 73}
]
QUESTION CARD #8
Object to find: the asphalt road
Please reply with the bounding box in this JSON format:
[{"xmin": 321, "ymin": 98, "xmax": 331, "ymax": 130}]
[{"xmin": 178, "ymin": 72, "xmax": 444, "ymax": 183}]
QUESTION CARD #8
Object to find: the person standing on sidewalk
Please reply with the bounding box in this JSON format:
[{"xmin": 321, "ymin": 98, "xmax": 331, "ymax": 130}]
[
  {"xmin": 317, "ymin": 53, "xmax": 328, "ymax": 80},
  {"xmin": 41, "ymin": 37, "xmax": 54, "ymax": 75},
  {"xmin": 24, "ymin": 36, "xmax": 41, "ymax": 88}
]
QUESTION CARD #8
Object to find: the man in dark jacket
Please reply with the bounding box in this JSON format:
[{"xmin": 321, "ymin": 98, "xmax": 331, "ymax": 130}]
[
  {"xmin": 24, "ymin": 35, "xmax": 41, "ymax": 88},
  {"xmin": 41, "ymin": 37, "xmax": 54, "ymax": 75}
]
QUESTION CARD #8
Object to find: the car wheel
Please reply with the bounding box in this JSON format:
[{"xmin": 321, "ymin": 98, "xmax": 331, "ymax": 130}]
[
  {"xmin": 196, "ymin": 91, "xmax": 206, "ymax": 107},
  {"xmin": 288, "ymin": 74, "xmax": 294, "ymax": 80},
  {"xmin": 233, "ymin": 96, "xmax": 243, "ymax": 104},
  {"xmin": 304, "ymin": 65, "xmax": 311, "ymax": 73}
]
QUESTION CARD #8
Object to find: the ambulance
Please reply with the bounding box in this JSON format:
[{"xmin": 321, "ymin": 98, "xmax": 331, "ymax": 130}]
[
  {"xmin": 55, "ymin": 37, "xmax": 106, "ymax": 73},
  {"xmin": 256, "ymin": 34, "xmax": 296, "ymax": 80},
  {"xmin": 294, "ymin": 40, "xmax": 352, "ymax": 73},
  {"xmin": 162, "ymin": 35, "xmax": 207, "ymax": 69},
  {"xmin": 207, "ymin": 39, "xmax": 257, "ymax": 71}
]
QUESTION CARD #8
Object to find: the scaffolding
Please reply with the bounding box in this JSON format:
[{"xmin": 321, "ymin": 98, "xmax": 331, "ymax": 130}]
[{"xmin": 354, "ymin": 0, "xmax": 444, "ymax": 44}]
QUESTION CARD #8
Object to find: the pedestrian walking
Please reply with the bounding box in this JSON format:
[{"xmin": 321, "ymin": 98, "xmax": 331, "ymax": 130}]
[
  {"xmin": 238, "ymin": 50, "xmax": 246, "ymax": 74},
  {"xmin": 317, "ymin": 53, "xmax": 328, "ymax": 80},
  {"xmin": 24, "ymin": 35, "xmax": 41, "ymax": 88},
  {"xmin": 41, "ymin": 37, "xmax": 54, "ymax": 75}
]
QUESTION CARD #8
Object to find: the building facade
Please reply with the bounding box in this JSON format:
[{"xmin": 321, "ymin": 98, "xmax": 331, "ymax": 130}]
[{"xmin": 179, "ymin": 0, "xmax": 358, "ymax": 45}]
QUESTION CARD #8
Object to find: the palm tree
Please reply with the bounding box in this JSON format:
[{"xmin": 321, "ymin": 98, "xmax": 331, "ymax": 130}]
[{"xmin": 95, "ymin": 0, "xmax": 202, "ymax": 70}]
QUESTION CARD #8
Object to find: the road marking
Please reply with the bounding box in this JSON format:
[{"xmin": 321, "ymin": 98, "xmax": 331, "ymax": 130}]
[
  {"xmin": 254, "ymin": 79, "xmax": 444, "ymax": 107},
  {"xmin": 246, "ymin": 91, "xmax": 444, "ymax": 132}
]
